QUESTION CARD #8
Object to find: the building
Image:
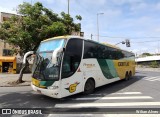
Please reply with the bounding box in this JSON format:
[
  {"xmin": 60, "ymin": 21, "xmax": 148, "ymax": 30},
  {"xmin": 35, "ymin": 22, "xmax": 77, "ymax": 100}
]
[
  {"xmin": 0, "ymin": 12, "xmax": 15, "ymax": 22},
  {"xmin": 0, "ymin": 12, "xmax": 17, "ymax": 73},
  {"xmin": 136, "ymin": 55, "xmax": 160, "ymax": 68}
]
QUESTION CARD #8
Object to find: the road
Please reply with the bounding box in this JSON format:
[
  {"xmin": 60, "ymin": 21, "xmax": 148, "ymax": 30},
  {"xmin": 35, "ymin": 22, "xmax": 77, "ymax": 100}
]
[{"xmin": 0, "ymin": 70, "xmax": 160, "ymax": 117}]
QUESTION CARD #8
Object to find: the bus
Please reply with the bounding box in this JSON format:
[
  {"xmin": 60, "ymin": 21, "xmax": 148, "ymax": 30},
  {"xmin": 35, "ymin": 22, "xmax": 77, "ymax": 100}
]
[{"xmin": 27, "ymin": 35, "xmax": 135, "ymax": 98}]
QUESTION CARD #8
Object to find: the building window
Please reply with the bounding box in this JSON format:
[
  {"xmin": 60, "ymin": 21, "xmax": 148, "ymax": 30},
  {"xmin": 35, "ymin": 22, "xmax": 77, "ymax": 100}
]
[
  {"xmin": 3, "ymin": 49, "xmax": 12, "ymax": 56},
  {"xmin": 3, "ymin": 17, "xmax": 9, "ymax": 21}
]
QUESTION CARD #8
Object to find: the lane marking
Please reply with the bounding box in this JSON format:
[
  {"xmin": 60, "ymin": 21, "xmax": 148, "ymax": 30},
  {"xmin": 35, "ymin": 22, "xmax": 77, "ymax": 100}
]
[
  {"xmin": 55, "ymin": 102, "xmax": 160, "ymax": 108},
  {"xmin": 144, "ymin": 77, "xmax": 158, "ymax": 80},
  {"xmin": 72, "ymin": 96, "xmax": 152, "ymax": 100},
  {"xmin": 114, "ymin": 92, "xmax": 142, "ymax": 95},
  {"xmin": 143, "ymin": 76, "xmax": 160, "ymax": 81},
  {"xmin": 145, "ymin": 79, "xmax": 160, "ymax": 82},
  {"xmin": 89, "ymin": 92, "xmax": 142, "ymax": 96},
  {"xmin": 147, "ymin": 78, "xmax": 160, "ymax": 81},
  {"xmin": 144, "ymin": 77, "xmax": 160, "ymax": 81},
  {"xmin": 89, "ymin": 94, "xmax": 102, "ymax": 96}
]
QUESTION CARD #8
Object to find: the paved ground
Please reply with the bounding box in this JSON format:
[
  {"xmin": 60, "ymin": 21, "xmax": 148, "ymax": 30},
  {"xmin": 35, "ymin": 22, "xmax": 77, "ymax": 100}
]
[
  {"xmin": 1, "ymin": 67, "xmax": 159, "ymax": 87},
  {"xmin": 0, "ymin": 73, "xmax": 32, "ymax": 87},
  {"xmin": 0, "ymin": 70, "xmax": 160, "ymax": 117},
  {"xmin": 136, "ymin": 67, "xmax": 160, "ymax": 72}
]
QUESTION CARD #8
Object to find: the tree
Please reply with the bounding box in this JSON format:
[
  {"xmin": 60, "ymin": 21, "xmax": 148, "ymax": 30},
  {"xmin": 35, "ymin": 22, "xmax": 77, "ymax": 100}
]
[
  {"xmin": 150, "ymin": 61, "xmax": 159, "ymax": 68},
  {"xmin": 0, "ymin": 2, "xmax": 82, "ymax": 83},
  {"xmin": 142, "ymin": 53, "xmax": 152, "ymax": 57},
  {"xmin": 0, "ymin": 2, "xmax": 82, "ymax": 54}
]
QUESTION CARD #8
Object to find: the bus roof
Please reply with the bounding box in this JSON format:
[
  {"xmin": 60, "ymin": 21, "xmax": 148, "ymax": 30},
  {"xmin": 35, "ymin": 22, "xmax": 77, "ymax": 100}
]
[
  {"xmin": 42, "ymin": 35, "xmax": 134, "ymax": 54},
  {"xmin": 42, "ymin": 35, "xmax": 84, "ymax": 42}
]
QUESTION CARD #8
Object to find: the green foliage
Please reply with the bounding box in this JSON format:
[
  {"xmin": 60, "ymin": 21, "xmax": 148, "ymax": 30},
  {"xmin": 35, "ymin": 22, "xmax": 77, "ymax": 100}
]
[
  {"xmin": 142, "ymin": 53, "xmax": 152, "ymax": 56},
  {"xmin": 75, "ymin": 15, "xmax": 82, "ymax": 20},
  {"xmin": 0, "ymin": 2, "xmax": 82, "ymax": 55},
  {"xmin": 150, "ymin": 61, "xmax": 159, "ymax": 68}
]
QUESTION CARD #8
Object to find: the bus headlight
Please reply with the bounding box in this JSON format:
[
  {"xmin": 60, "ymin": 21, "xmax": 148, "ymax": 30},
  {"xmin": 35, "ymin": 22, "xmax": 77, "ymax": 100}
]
[{"xmin": 48, "ymin": 86, "xmax": 59, "ymax": 90}]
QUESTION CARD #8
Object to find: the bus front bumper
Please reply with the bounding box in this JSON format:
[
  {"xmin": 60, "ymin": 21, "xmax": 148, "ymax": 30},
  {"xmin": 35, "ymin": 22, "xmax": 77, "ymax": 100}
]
[{"xmin": 31, "ymin": 83, "xmax": 61, "ymax": 99}]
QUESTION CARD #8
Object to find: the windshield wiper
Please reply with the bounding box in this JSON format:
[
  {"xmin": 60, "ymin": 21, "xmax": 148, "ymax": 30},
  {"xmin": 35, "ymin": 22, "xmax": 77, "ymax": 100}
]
[{"xmin": 33, "ymin": 53, "xmax": 45, "ymax": 80}]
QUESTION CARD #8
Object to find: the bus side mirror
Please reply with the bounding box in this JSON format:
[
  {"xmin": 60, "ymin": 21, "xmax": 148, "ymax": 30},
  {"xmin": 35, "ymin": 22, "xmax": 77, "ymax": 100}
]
[
  {"xmin": 52, "ymin": 47, "xmax": 63, "ymax": 65},
  {"xmin": 23, "ymin": 51, "xmax": 34, "ymax": 64}
]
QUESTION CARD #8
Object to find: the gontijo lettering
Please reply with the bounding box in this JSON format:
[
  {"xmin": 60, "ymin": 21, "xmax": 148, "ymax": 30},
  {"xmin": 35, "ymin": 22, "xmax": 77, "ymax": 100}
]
[{"xmin": 118, "ymin": 62, "xmax": 129, "ymax": 66}]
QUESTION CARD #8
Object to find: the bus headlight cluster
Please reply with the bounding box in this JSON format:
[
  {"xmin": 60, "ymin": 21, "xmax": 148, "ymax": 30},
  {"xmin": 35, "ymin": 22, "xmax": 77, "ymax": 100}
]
[{"xmin": 48, "ymin": 86, "xmax": 59, "ymax": 90}]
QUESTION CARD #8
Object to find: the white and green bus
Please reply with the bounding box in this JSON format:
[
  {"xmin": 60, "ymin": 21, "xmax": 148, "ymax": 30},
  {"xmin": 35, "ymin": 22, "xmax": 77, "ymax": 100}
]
[{"xmin": 28, "ymin": 35, "xmax": 135, "ymax": 98}]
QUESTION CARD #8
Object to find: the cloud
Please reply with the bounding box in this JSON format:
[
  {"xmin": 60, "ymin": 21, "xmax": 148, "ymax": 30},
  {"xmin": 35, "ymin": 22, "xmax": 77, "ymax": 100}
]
[
  {"xmin": 111, "ymin": 0, "xmax": 143, "ymax": 6},
  {"xmin": 0, "ymin": 0, "xmax": 22, "ymax": 11},
  {"xmin": 0, "ymin": 0, "xmax": 160, "ymax": 54},
  {"xmin": 38, "ymin": 0, "xmax": 56, "ymax": 4},
  {"xmin": 154, "ymin": 28, "xmax": 160, "ymax": 33},
  {"xmin": 130, "ymin": 2, "xmax": 148, "ymax": 13},
  {"xmin": 155, "ymin": 2, "xmax": 160, "ymax": 10},
  {"xmin": 75, "ymin": 0, "xmax": 107, "ymax": 6},
  {"xmin": 103, "ymin": 9, "xmax": 122, "ymax": 18},
  {"xmin": 0, "ymin": 6, "xmax": 17, "ymax": 14}
]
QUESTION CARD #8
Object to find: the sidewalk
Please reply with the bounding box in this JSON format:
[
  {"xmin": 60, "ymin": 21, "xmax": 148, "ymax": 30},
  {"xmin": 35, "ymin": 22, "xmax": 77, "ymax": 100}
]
[{"xmin": 0, "ymin": 73, "xmax": 32, "ymax": 87}]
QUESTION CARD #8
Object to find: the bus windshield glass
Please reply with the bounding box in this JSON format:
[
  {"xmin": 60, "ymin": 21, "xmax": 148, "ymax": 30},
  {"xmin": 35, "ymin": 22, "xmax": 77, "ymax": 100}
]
[
  {"xmin": 37, "ymin": 39, "xmax": 65, "ymax": 52},
  {"xmin": 32, "ymin": 39, "xmax": 65, "ymax": 80}
]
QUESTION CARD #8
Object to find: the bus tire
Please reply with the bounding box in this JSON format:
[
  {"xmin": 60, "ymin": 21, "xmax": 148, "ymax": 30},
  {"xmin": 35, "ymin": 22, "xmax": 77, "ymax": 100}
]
[
  {"xmin": 125, "ymin": 72, "xmax": 129, "ymax": 81},
  {"xmin": 129, "ymin": 71, "xmax": 132, "ymax": 79},
  {"xmin": 84, "ymin": 79, "xmax": 95, "ymax": 94}
]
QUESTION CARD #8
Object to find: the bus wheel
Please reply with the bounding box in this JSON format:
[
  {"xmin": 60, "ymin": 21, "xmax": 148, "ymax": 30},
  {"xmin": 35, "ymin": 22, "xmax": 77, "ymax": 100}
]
[
  {"xmin": 129, "ymin": 71, "xmax": 132, "ymax": 79},
  {"xmin": 125, "ymin": 72, "xmax": 129, "ymax": 81},
  {"xmin": 84, "ymin": 79, "xmax": 95, "ymax": 94}
]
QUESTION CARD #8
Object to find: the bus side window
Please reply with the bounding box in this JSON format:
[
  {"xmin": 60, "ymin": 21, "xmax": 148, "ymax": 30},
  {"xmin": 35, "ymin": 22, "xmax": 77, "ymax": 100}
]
[
  {"xmin": 62, "ymin": 38, "xmax": 83, "ymax": 78},
  {"xmin": 62, "ymin": 56, "xmax": 71, "ymax": 73}
]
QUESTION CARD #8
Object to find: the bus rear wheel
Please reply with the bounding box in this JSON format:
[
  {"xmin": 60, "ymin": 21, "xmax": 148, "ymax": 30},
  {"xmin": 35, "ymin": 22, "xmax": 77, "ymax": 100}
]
[
  {"xmin": 84, "ymin": 79, "xmax": 95, "ymax": 94},
  {"xmin": 129, "ymin": 71, "xmax": 132, "ymax": 79},
  {"xmin": 125, "ymin": 72, "xmax": 129, "ymax": 81}
]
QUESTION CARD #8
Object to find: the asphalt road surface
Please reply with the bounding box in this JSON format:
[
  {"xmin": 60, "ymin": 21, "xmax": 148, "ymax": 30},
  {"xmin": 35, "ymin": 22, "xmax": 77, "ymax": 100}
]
[{"xmin": 0, "ymin": 70, "xmax": 160, "ymax": 117}]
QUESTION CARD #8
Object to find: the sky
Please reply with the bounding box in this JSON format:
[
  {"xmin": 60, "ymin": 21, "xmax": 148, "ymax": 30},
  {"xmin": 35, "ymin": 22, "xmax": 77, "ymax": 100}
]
[{"xmin": 0, "ymin": 0, "xmax": 160, "ymax": 55}]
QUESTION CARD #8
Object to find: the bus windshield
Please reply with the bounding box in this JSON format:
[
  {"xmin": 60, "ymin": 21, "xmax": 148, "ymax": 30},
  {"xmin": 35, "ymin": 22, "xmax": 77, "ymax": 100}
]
[
  {"xmin": 32, "ymin": 39, "xmax": 65, "ymax": 80},
  {"xmin": 37, "ymin": 39, "xmax": 65, "ymax": 52}
]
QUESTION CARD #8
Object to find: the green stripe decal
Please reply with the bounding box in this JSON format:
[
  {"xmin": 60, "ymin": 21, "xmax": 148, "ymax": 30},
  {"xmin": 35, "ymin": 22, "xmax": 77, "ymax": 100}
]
[
  {"xmin": 40, "ymin": 81, "xmax": 55, "ymax": 86},
  {"xmin": 97, "ymin": 59, "xmax": 118, "ymax": 79}
]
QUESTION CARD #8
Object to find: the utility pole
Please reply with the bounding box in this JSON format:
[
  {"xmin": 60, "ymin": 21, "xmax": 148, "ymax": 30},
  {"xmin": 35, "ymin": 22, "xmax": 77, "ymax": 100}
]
[
  {"xmin": 97, "ymin": 13, "xmax": 104, "ymax": 42},
  {"xmin": 68, "ymin": 0, "xmax": 70, "ymax": 15},
  {"xmin": 158, "ymin": 41, "xmax": 160, "ymax": 55}
]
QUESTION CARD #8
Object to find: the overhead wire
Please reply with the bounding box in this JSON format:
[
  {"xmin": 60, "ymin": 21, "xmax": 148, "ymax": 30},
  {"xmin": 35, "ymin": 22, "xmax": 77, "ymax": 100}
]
[{"xmin": 90, "ymin": 34, "xmax": 160, "ymax": 43}]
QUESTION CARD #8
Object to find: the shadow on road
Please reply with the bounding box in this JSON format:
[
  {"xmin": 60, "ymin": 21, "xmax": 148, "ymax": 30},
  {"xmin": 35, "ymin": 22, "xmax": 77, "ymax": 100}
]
[
  {"xmin": 60, "ymin": 74, "xmax": 147, "ymax": 103},
  {"xmin": 0, "ymin": 74, "xmax": 146, "ymax": 109}
]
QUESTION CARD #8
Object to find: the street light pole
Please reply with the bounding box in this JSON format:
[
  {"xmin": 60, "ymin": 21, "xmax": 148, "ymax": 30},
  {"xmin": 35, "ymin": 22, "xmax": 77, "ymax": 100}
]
[
  {"xmin": 97, "ymin": 13, "xmax": 104, "ymax": 42},
  {"xmin": 68, "ymin": 0, "xmax": 70, "ymax": 15}
]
